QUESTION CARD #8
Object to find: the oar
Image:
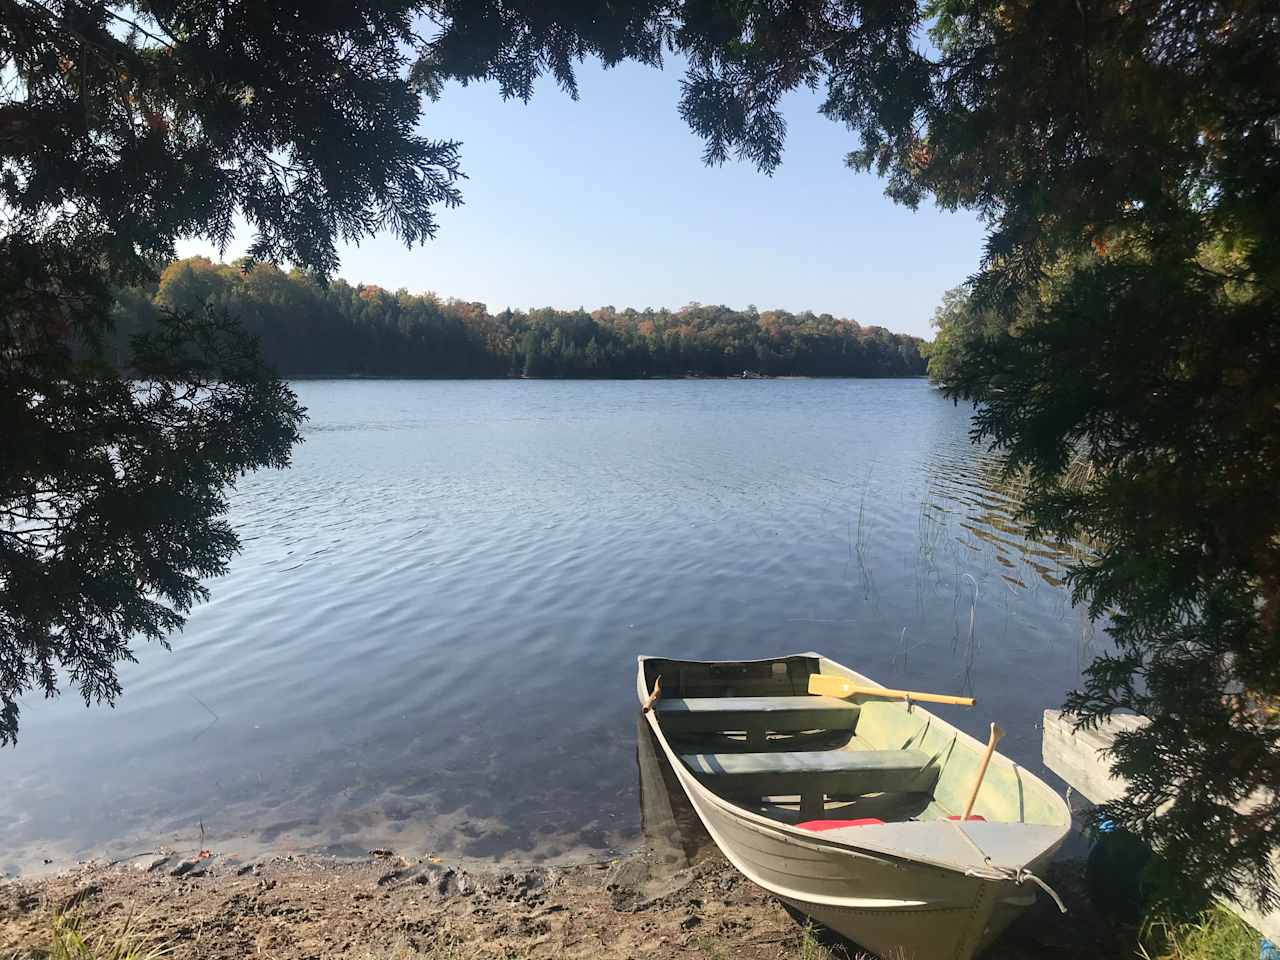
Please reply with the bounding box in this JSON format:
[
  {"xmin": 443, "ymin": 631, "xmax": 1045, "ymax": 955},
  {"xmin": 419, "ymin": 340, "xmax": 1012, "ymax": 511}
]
[
  {"xmin": 641, "ymin": 675, "xmax": 662, "ymax": 714},
  {"xmin": 961, "ymin": 722, "xmax": 1004, "ymax": 821},
  {"xmin": 807, "ymin": 674, "xmax": 975, "ymax": 707}
]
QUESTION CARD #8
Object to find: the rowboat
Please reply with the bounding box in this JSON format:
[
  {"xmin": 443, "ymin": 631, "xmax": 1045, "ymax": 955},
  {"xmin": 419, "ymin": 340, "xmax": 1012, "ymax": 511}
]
[{"xmin": 636, "ymin": 653, "xmax": 1070, "ymax": 960}]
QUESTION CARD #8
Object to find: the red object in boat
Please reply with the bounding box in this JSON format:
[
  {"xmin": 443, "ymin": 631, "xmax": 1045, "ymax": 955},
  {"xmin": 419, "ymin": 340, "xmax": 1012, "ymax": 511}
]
[
  {"xmin": 795, "ymin": 818, "xmax": 884, "ymax": 831},
  {"xmin": 796, "ymin": 816, "xmax": 987, "ymax": 831}
]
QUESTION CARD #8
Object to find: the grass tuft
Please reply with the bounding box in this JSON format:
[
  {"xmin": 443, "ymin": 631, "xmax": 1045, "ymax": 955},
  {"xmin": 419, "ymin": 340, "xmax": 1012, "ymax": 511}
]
[
  {"xmin": 1137, "ymin": 905, "xmax": 1259, "ymax": 960},
  {"xmin": 795, "ymin": 922, "xmax": 833, "ymax": 960},
  {"xmin": 698, "ymin": 919, "xmax": 864, "ymax": 960},
  {"xmin": 792, "ymin": 921, "xmax": 875, "ymax": 960},
  {"xmin": 17, "ymin": 912, "xmax": 172, "ymax": 960}
]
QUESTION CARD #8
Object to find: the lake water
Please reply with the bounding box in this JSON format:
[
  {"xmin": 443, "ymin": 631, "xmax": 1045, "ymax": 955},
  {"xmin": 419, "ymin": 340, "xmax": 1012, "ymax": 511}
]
[{"xmin": 1, "ymin": 379, "xmax": 1097, "ymax": 874}]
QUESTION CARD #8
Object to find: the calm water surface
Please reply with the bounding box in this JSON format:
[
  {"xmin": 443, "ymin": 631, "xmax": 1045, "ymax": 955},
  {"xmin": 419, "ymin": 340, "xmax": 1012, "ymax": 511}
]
[{"xmin": 1, "ymin": 379, "xmax": 1097, "ymax": 874}]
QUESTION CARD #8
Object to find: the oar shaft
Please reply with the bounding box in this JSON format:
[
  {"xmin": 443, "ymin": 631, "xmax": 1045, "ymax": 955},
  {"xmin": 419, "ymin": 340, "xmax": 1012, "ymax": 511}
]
[
  {"xmin": 641, "ymin": 675, "xmax": 662, "ymax": 714},
  {"xmin": 962, "ymin": 722, "xmax": 1004, "ymax": 820},
  {"xmin": 854, "ymin": 685, "xmax": 975, "ymax": 706}
]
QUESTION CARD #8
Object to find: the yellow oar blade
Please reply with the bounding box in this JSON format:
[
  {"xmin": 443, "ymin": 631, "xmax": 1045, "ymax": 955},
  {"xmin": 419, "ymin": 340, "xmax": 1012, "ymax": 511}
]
[
  {"xmin": 807, "ymin": 674, "xmax": 975, "ymax": 707},
  {"xmin": 807, "ymin": 674, "xmax": 858, "ymax": 698}
]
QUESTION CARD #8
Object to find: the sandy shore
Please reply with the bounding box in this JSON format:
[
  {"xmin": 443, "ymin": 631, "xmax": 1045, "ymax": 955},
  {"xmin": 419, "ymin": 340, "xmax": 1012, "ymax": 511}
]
[
  {"xmin": 4, "ymin": 721, "xmax": 1129, "ymax": 958},
  {"xmin": 2, "ymin": 846, "xmax": 1127, "ymax": 959}
]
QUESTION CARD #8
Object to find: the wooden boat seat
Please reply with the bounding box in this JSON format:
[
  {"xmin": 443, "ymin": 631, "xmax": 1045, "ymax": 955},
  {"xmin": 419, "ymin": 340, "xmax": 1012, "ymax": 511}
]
[
  {"xmin": 653, "ymin": 696, "xmax": 858, "ymax": 738},
  {"xmin": 681, "ymin": 748, "xmax": 939, "ymax": 819}
]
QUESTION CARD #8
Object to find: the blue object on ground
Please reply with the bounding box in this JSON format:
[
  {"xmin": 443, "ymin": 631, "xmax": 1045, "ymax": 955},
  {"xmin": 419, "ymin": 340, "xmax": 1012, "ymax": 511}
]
[{"xmin": 1260, "ymin": 937, "xmax": 1280, "ymax": 960}]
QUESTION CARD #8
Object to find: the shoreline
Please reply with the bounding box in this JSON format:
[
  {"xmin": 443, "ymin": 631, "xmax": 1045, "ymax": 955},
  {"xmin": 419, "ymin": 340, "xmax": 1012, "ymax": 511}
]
[
  {"xmin": 1, "ymin": 714, "xmax": 1143, "ymax": 958},
  {"xmin": 1, "ymin": 815, "xmax": 640, "ymax": 884},
  {"xmin": 1, "ymin": 847, "xmax": 1127, "ymax": 959},
  {"xmin": 0, "ymin": 848, "xmax": 816, "ymax": 959},
  {"xmin": 278, "ymin": 373, "xmax": 928, "ymax": 381}
]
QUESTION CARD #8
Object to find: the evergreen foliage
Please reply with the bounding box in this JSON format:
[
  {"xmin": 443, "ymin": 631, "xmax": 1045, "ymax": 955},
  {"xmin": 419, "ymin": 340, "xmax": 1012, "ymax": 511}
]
[
  {"xmin": 907, "ymin": 3, "xmax": 1280, "ymax": 911},
  {"xmin": 918, "ymin": 286, "xmax": 1004, "ymax": 388},
  {"xmin": 1, "ymin": 0, "xmax": 456, "ymax": 743}
]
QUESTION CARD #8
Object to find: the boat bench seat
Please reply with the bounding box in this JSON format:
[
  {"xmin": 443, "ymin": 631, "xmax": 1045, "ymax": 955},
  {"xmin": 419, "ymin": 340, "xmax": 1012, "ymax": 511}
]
[
  {"xmin": 681, "ymin": 748, "xmax": 938, "ymax": 819},
  {"xmin": 654, "ymin": 696, "xmax": 858, "ymax": 738}
]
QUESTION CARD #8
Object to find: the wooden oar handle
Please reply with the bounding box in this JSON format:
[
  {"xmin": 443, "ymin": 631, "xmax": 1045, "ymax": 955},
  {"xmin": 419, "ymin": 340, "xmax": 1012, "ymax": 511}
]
[
  {"xmin": 961, "ymin": 722, "xmax": 1004, "ymax": 820},
  {"xmin": 808, "ymin": 674, "xmax": 975, "ymax": 707},
  {"xmin": 641, "ymin": 675, "xmax": 662, "ymax": 714}
]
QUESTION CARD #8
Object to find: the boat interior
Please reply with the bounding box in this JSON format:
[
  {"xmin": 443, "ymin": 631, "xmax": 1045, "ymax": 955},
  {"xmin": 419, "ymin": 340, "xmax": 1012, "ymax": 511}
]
[{"xmin": 642, "ymin": 654, "xmax": 1065, "ymax": 829}]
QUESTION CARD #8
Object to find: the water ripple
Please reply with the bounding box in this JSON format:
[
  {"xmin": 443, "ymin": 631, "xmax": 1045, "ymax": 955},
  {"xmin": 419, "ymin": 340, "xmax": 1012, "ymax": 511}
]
[{"xmin": 1, "ymin": 379, "xmax": 1095, "ymax": 876}]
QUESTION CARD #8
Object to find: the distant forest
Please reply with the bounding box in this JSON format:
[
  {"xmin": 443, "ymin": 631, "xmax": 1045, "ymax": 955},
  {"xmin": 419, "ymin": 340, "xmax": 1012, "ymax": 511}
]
[{"xmin": 112, "ymin": 258, "xmax": 928, "ymax": 379}]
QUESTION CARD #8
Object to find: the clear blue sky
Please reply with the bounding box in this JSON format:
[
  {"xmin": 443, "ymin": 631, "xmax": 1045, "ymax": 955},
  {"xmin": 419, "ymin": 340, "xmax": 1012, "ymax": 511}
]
[{"xmin": 178, "ymin": 59, "xmax": 987, "ymax": 340}]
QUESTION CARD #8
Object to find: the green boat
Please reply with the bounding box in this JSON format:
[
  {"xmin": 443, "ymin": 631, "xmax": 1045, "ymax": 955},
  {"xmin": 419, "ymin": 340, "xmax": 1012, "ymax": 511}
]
[{"xmin": 637, "ymin": 653, "xmax": 1070, "ymax": 960}]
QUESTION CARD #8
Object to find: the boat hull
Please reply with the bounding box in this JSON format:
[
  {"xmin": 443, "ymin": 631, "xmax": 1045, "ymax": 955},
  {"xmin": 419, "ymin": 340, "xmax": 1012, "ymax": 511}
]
[{"xmin": 637, "ymin": 654, "xmax": 1069, "ymax": 960}]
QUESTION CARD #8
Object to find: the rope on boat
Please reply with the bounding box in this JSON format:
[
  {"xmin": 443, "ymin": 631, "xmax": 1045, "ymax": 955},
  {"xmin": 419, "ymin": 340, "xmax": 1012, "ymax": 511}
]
[
  {"xmin": 950, "ymin": 818, "xmax": 1069, "ymax": 914},
  {"xmin": 961, "ymin": 864, "xmax": 1068, "ymax": 914},
  {"xmin": 1017, "ymin": 868, "xmax": 1069, "ymax": 914}
]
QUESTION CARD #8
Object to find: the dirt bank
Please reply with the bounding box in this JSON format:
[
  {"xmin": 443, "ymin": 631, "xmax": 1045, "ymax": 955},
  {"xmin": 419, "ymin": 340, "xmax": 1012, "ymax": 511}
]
[{"xmin": 2, "ymin": 847, "xmax": 1125, "ymax": 959}]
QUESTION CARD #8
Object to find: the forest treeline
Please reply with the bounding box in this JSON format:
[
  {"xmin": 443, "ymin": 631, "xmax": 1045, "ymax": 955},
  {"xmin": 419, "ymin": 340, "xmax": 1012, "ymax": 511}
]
[{"xmin": 112, "ymin": 258, "xmax": 927, "ymax": 379}]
